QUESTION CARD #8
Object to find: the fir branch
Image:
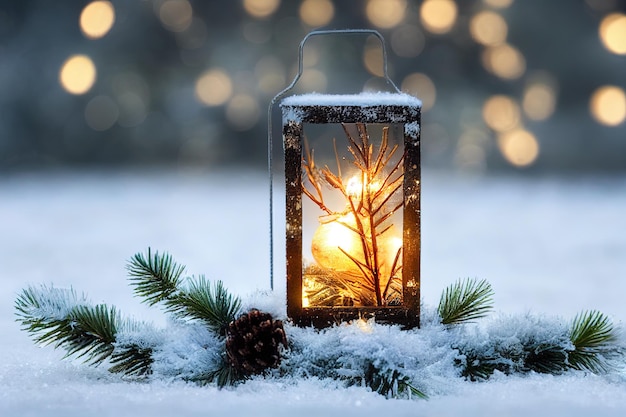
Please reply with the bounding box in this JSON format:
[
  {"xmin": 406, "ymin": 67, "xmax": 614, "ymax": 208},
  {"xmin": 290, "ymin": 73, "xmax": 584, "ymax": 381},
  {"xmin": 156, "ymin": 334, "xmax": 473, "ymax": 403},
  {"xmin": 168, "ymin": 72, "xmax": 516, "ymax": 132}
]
[
  {"xmin": 438, "ymin": 278, "xmax": 494, "ymax": 325},
  {"xmin": 170, "ymin": 277, "xmax": 242, "ymax": 335},
  {"xmin": 207, "ymin": 361, "xmax": 245, "ymax": 388},
  {"xmin": 128, "ymin": 248, "xmax": 242, "ymax": 335},
  {"xmin": 15, "ymin": 285, "xmax": 84, "ymax": 340},
  {"xmin": 15, "ymin": 285, "xmax": 154, "ymax": 376},
  {"xmin": 186, "ymin": 355, "xmax": 245, "ymax": 388},
  {"xmin": 360, "ymin": 362, "xmax": 428, "ymax": 400},
  {"xmin": 568, "ymin": 310, "xmax": 618, "ymax": 373},
  {"xmin": 456, "ymin": 310, "xmax": 623, "ymax": 381},
  {"xmin": 127, "ymin": 248, "xmax": 185, "ymax": 306},
  {"xmin": 109, "ymin": 345, "xmax": 153, "ymax": 377},
  {"xmin": 523, "ymin": 343, "xmax": 569, "ymax": 374},
  {"xmin": 457, "ymin": 340, "xmax": 568, "ymax": 381},
  {"xmin": 457, "ymin": 352, "xmax": 498, "ymax": 381},
  {"xmin": 16, "ymin": 286, "xmax": 116, "ymax": 365},
  {"xmin": 65, "ymin": 304, "xmax": 118, "ymax": 363}
]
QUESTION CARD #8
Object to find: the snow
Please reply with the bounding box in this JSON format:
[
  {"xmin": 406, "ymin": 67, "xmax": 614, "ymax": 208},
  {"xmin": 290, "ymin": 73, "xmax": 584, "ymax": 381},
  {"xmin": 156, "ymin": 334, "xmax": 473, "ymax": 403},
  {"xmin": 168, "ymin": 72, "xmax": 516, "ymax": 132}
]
[
  {"xmin": 280, "ymin": 92, "xmax": 422, "ymax": 107},
  {"xmin": 1, "ymin": 169, "xmax": 626, "ymax": 416}
]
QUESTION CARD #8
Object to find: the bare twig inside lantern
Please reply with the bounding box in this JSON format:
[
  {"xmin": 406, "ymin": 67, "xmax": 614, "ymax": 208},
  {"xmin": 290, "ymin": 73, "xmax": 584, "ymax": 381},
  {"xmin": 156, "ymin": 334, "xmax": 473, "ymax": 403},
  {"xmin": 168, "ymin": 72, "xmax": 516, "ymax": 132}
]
[{"xmin": 302, "ymin": 123, "xmax": 404, "ymax": 307}]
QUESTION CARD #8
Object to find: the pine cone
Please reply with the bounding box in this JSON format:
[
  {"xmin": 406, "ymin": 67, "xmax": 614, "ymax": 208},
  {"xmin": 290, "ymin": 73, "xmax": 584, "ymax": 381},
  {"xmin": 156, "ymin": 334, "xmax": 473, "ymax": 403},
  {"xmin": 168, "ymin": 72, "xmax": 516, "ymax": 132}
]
[{"xmin": 225, "ymin": 309, "xmax": 288, "ymax": 376}]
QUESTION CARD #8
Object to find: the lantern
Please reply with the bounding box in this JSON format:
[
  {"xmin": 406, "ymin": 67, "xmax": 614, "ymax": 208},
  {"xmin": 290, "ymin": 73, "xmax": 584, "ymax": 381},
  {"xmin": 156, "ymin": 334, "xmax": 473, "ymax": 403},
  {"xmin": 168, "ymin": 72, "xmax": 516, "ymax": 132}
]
[{"xmin": 270, "ymin": 30, "xmax": 421, "ymax": 328}]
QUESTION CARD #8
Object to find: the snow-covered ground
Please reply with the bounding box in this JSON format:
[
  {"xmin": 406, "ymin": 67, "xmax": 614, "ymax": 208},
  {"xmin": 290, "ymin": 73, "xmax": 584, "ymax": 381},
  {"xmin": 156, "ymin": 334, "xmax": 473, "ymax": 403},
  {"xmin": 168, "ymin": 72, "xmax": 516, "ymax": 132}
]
[{"xmin": 1, "ymin": 169, "xmax": 625, "ymax": 416}]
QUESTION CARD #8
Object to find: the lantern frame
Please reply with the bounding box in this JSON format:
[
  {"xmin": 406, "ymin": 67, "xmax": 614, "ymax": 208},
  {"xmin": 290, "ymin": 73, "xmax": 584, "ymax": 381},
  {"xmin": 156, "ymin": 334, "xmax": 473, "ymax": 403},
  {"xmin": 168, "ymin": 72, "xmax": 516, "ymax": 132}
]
[{"xmin": 280, "ymin": 95, "xmax": 421, "ymax": 328}]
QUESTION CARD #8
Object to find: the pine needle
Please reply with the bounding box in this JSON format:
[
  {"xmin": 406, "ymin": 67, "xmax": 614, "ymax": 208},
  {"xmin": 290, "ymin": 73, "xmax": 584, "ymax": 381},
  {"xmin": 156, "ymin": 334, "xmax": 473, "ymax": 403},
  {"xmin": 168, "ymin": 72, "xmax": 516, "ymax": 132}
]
[
  {"xmin": 362, "ymin": 362, "xmax": 428, "ymax": 400},
  {"xmin": 109, "ymin": 345, "xmax": 153, "ymax": 377},
  {"xmin": 15, "ymin": 285, "xmax": 154, "ymax": 375},
  {"xmin": 568, "ymin": 310, "xmax": 617, "ymax": 373},
  {"xmin": 169, "ymin": 277, "xmax": 242, "ymax": 335},
  {"xmin": 189, "ymin": 356, "xmax": 244, "ymax": 388},
  {"xmin": 15, "ymin": 286, "xmax": 116, "ymax": 365},
  {"xmin": 438, "ymin": 278, "xmax": 494, "ymax": 325},
  {"xmin": 65, "ymin": 304, "xmax": 118, "ymax": 364},
  {"xmin": 127, "ymin": 248, "xmax": 185, "ymax": 306}
]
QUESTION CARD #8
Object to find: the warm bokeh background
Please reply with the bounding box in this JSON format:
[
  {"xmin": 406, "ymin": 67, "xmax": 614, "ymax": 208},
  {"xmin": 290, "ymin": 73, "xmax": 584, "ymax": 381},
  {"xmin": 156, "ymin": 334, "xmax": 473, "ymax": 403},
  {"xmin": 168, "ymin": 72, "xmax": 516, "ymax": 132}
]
[{"xmin": 1, "ymin": 0, "xmax": 625, "ymax": 173}]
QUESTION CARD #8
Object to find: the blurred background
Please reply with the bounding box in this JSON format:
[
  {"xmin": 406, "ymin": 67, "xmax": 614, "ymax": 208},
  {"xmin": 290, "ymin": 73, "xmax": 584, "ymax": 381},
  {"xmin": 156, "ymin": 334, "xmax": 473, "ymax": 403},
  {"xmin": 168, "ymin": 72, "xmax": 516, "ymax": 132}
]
[{"xmin": 1, "ymin": 0, "xmax": 625, "ymax": 174}]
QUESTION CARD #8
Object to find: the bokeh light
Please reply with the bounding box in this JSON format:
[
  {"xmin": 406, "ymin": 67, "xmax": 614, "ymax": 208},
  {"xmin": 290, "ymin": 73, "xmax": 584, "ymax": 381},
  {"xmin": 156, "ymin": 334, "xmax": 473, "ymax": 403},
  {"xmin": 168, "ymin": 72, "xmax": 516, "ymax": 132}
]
[
  {"xmin": 299, "ymin": 0, "xmax": 334, "ymax": 27},
  {"xmin": 176, "ymin": 18, "xmax": 208, "ymax": 49},
  {"xmin": 195, "ymin": 69, "xmax": 233, "ymax": 106},
  {"xmin": 523, "ymin": 82, "xmax": 557, "ymax": 121},
  {"xmin": 599, "ymin": 13, "xmax": 626, "ymax": 55},
  {"xmin": 298, "ymin": 68, "xmax": 328, "ymax": 92},
  {"xmin": 59, "ymin": 55, "xmax": 97, "ymax": 95},
  {"xmin": 85, "ymin": 95, "xmax": 119, "ymax": 131},
  {"xmin": 391, "ymin": 25, "xmax": 425, "ymax": 57},
  {"xmin": 226, "ymin": 94, "xmax": 260, "ymax": 131},
  {"xmin": 159, "ymin": 0, "xmax": 193, "ymax": 32},
  {"xmin": 421, "ymin": 123, "xmax": 450, "ymax": 154},
  {"xmin": 455, "ymin": 128, "xmax": 490, "ymax": 171},
  {"xmin": 420, "ymin": 0, "xmax": 458, "ymax": 35},
  {"xmin": 109, "ymin": 72, "xmax": 150, "ymax": 127},
  {"xmin": 116, "ymin": 92, "xmax": 148, "ymax": 127},
  {"xmin": 80, "ymin": 1, "xmax": 115, "ymax": 39},
  {"xmin": 482, "ymin": 95, "xmax": 521, "ymax": 132},
  {"xmin": 401, "ymin": 73, "xmax": 436, "ymax": 111},
  {"xmin": 482, "ymin": 43, "xmax": 526, "ymax": 79},
  {"xmin": 363, "ymin": 37, "xmax": 384, "ymax": 77},
  {"xmin": 498, "ymin": 128, "xmax": 540, "ymax": 167},
  {"xmin": 366, "ymin": 0, "xmax": 407, "ymax": 29},
  {"xmin": 242, "ymin": 21, "xmax": 272, "ymax": 44},
  {"xmin": 255, "ymin": 56, "xmax": 286, "ymax": 95},
  {"xmin": 302, "ymin": 45, "xmax": 320, "ymax": 68},
  {"xmin": 243, "ymin": 0, "xmax": 280, "ymax": 19},
  {"xmin": 586, "ymin": 0, "xmax": 616, "ymax": 12},
  {"xmin": 470, "ymin": 11, "xmax": 507, "ymax": 46},
  {"xmin": 590, "ymin": 86, "xmax": 626, "ymax": 126}
]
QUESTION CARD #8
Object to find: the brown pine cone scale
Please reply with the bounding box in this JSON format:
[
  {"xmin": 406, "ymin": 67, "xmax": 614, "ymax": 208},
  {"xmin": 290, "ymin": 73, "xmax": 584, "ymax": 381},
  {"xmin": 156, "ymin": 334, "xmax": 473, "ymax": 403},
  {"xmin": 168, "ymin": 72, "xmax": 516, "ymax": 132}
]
[{"xmin": 225, "ymin": 309, "xmax": 288, "ymax": 376}]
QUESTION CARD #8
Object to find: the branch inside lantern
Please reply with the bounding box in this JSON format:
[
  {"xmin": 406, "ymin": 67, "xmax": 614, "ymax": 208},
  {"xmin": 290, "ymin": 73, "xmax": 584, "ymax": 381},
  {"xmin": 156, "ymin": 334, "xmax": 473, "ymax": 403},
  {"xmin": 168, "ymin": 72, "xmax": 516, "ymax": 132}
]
[{"xmin": 302, "ymin": 123, "xmax": 404, "ymax": 307}]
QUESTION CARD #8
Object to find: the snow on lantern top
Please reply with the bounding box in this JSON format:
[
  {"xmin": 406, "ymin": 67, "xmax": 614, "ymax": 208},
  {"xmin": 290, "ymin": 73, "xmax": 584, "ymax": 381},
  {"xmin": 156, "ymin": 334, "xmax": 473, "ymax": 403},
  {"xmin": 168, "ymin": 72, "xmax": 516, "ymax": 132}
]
[
  {"xmin": 281, "ymin": 93, "xmax": 422, "ymax": 141},
  {"xmin": 280, "ymin": 92, "xmax": 422, "ymax": 108}
]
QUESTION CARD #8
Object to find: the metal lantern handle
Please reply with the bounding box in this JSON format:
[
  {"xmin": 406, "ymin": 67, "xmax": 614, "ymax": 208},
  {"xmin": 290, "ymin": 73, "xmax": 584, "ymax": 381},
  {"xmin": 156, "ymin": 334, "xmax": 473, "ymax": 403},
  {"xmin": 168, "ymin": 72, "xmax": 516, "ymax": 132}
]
[
  {"xmin": 267, "ymin": 29, "xmax": 399, "ymax": 290},
  {"xmin": 279, "ymin": 29, "xmax": 401, "ymax": 100}
]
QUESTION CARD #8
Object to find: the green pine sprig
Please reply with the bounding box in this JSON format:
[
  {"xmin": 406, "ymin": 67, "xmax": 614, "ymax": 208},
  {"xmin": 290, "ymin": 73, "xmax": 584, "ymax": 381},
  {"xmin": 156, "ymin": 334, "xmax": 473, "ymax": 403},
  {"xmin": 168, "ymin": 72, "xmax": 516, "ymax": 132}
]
[
  {"xmin": 127, "ymin": 249, "xmax": 242, "ymax": 335},
  {"xmin": 363, "ymin": 363, "xmax": 428, "ymax": 399},
  {"xmin": 15, "ymin": 286, "xmax": 114, "ymax": 365},
  {"xmin": 127, "ymin": 248, "xmax": 185, "ymax": 306},
  {"xmin": 109, "ymin": 345, "xmax": 154, "ymax": 377},
  {"xmin": 15, "ymin": 285, "xmax": 153, "ymax": 376},
  {"xmin": 191, "ymin": 357, "xmax": 244, "ymax": 388},
  {"xmin": 438, "ymin": 278, "xmax": 494, "ymax": 325},
  {"xmin": 15, "ymin": 250, "xmax": 624, "ymax": 396},
  {"xmin": 457, "ymin": 309, "xmax": 622, "ymax": 381},
  {"xmin": 169, "ymin": 277, "xmax": 242, "ymax": 335},
  {"xmin": 569, "ymin": 310, "xmax": 618, "ymax": 373}
]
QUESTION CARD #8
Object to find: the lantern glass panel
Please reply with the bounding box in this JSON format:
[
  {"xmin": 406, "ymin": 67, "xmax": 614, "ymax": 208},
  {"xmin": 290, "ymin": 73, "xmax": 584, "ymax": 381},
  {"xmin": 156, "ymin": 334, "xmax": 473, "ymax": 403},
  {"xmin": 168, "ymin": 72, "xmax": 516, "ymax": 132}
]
[{"xmin": 301, "ymin": 122, "xmax": 405, "ymax": 308}]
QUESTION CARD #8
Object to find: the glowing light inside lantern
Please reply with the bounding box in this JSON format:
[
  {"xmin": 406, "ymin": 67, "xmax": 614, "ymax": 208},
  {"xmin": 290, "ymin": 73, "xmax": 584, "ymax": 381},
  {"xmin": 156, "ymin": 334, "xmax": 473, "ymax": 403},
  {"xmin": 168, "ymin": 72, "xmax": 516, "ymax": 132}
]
[
  {"xmin": 307, "ymin": 211, "xmax": 403, "ymax": 305},
  {"xmin": 311, "ymin": 214, "xmax": 363, "ymax": 274},
  {"xmin": 300, "ymin": 125, "xmax": 405, "ymax": 308}
]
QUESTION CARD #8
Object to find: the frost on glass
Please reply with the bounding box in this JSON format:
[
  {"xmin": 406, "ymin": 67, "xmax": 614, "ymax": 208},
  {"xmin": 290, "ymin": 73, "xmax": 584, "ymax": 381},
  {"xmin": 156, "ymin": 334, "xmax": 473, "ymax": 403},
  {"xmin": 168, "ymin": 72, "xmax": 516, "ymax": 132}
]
[{"xmin": 301, "ymin": 122, "xmax": 405, "ymax": 308}]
